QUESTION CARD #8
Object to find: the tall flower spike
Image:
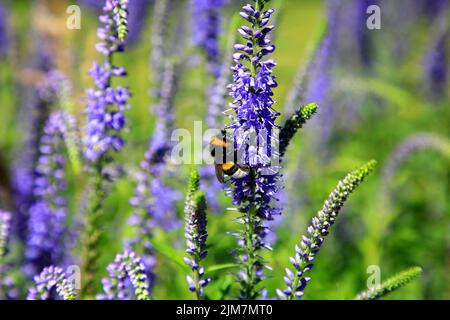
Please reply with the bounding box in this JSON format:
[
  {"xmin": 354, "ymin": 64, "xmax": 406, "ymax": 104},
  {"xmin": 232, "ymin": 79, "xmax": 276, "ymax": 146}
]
[
  {"xmin": 81, "ymin": 0, "xmax": 131, "ymax": 298},
  {"xmin": 184, "ymin": 170, "xmax": 211, "ymax": 298},
  {"xmin": 150, "ymin": 0, "xmax": 173, "ymax": 96},
  {"xmin": 83, "ymin": 0, "xmax": 131, "ymax": 163},
  {"xmin": 190, "ymin": 0, "xmax": 228, "ymax": 78},
  {"xmin": 278, "ymin": 160, "xmax": 376, "ymax": 300},
  {"xmin": 27, "ymin": 266, "xmax": 77, "ymax": 300},
  {"xmin": 25, "ymin": 111, "xmax": 75, "ymax": 276},
  {"xmin": 13, "ymin": 64, "xmax": 56, "ymax": 243},
  {"xmin": 303, "ymin": 0, "xmax": 339, "ymax": 160},
  {"xmin": 82, "ymin": 0, "xmax": 151, "ymax": 47},
  {"xmin": 98, "ymin": 250, "xmax": 151, "ymax": 300},
  {"xmin": 127, "ymin": 60, "xmax": 182, "ymax": 292},
  {"xmin": 128, "ymin": 7, "xmax": 188, "ymax": 289},
  {"xmin": 226, "ymin": 0, "xmax": 281, "ymax": 299},
  {"xmin": 129, "ymin": 60, "xmax": 182, "ymax": 234},
  {"xmin": 355, "ymin": 266, "xmax": 422, "ymax": 300}
]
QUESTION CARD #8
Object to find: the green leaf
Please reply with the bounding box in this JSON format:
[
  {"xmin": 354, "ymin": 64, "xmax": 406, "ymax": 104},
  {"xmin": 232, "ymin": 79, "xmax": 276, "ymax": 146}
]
[
  {"xmin": 151, "ymin": 239, "xmax": 191, "ymax": 273},
  {"xmin": 205, "ymin": 263, "xmax": 239, "ymax": 275}
]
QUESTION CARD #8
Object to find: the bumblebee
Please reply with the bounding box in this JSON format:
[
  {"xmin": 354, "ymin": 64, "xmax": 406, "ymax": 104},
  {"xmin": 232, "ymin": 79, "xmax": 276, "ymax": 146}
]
[{"xmin": 210, "ymin": 130, "xmax": 250, "ymax": 183}]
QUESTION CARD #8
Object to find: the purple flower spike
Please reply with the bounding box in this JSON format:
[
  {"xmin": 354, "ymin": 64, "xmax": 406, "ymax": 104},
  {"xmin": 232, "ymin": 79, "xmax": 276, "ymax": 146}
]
[
  {"xmin": 129, "ymin": 61, "xmax": 182, "ymax": 236},
  {"xmin": 0, "ymin": 2, "xmax": 10, "ymax": 57},
  {"xmin": 190, "ymin": 0, "xmax": 228, "ymax": 78},
  {"xmin": 25, "ymin": 112, "xmax": 76, "ymax": 276},
  {"xmin": 225, "ymin": 0, "xmax": 281, "ymax": 300},
  {"xmin": 83, "ymin": 0, "xmax": 131, "ymax": 163},
  {"xmin": 424, "ymin": 24, "xmax": 448, "ymax": 100},
  {"xmin": 27, "ymin": 266, "xmax": 77, "ymax": 300},
  {"xmin": 98, "ymin": 250, "xmax": 151, "ymax": 300},
  {"xmin": 183, "ymin": 171, "xmax": 211, "ymax": 298},
  {"xmin": 279, "ymin": 161, "xmax": 376, "ymax": 299},
  {"xmin": 127, "ymin": 61, "xmax": 182, "ymax": 292}
]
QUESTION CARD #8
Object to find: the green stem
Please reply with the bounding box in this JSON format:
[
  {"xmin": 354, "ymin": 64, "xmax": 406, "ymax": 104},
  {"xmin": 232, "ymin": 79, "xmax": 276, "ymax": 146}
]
[
  {"xmin": 194, "ymin": 268, "xmax": 201, "ymax": 300},
  {"xmin": 193, "ymin": 248, "xmax": 202, "ymax": 300},
  {"xmin": 80, "ymin": 48, "xmax": 115, "ymax": 299},
  {"xmin": 242, "ymin": 168, "xmax": 257, "ymax": 299},
  {"xmin": 80, "ymin": 161, "xmax": 104, "ymax": 298}
]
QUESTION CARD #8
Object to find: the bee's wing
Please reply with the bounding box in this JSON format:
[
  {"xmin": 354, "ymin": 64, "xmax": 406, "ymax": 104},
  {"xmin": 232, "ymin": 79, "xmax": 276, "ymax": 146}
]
[{"xmin": 215, "ymin": 164, "xmax": 225, "ymax": 184}]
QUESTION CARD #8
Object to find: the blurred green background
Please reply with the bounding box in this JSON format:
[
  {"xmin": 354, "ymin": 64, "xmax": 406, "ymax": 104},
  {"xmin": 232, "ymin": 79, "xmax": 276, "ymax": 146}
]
[{"xmin": 0, "ymin": 0, "xmax": 449, "ymax": 299}]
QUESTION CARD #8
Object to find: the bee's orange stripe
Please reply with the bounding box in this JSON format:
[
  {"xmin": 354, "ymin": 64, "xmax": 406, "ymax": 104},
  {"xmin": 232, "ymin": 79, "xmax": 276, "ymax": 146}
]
[
  {"xmin": 210, "ymin": 137, "xmax": 227, "ymax": 147},
  {"xmin": 222, "ymin": 162, "xmax": 235, "ymax": 171}
]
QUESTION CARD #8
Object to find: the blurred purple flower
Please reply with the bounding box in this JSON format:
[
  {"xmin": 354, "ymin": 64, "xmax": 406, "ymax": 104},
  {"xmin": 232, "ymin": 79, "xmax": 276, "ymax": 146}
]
[
  {"xmin": 130, "ymin": 61, "xmax": 181, "ymax": 233},
  {"xmin": 0, "ymin": 2, "xmax": 10, "ymax": 57},
  {"xmin": 421, "ymin": 0, "xmax": 448, "ymax": 20},
  {"xmin": 190, "ymin": 0, "xmax": 227, "ymax": 77},
  {"xmin": 303, "ymin": 0, "xmax": 339, "ymax": 160},
  {"xmin": 25, "ymin": 112, "xmax": 75, "ymax": 276},
  {"xmin": 13, "ymin": 65, "xmax": 59, "ymax": 242},
  {"xmin": 79, "ymin": 0, "xmax": 104, "ymax": 11},
  {"xmin": 128, "ymin": 61, "xmax": 182, "ymax": 286},
  {"xmin": 126, "ymin": 0, "xmax": 153, "ymax": 47},
  {"xmin": 424, "ymin": 25, "xmax": 448, "ymax": 100},
  {"xmin": 354, "ymin": 0, "xmax": 377, "ymax": 68},
  {"xmin": 150, "ymin": 0, "xmax": 173, "ymax": 96}
]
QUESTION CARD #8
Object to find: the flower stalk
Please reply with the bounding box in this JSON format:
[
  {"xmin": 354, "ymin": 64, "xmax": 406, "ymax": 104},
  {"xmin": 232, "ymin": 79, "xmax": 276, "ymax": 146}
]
[
  {"xmin": 226, "ymin": 0, "xmax": 280, "ymax": 299},
  {"xmin": 26, "ymin": 111, "xmax": 74, "ymax": 276},
  {"xmin": 279, "ymin": 160, "xmax": 377, "ymax": 299},
  {"xmin": 27, "ymin": 266, "xmax": 77, "ymax": 300},
  {"xmin": 81, "ymin": 0, "xmax": 130, "ymax": 297},
  {"xmin": 355, "ymin": 266, "xmax": 422, "ymax": 300},
  {"xmin": 98, "ymin": 250, "xmax": 151, "ymax": 300},
  {"xmin": 184, "ymin": 170, "xmax": 211, "ymax": 299}
]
